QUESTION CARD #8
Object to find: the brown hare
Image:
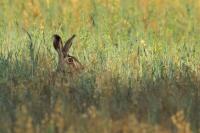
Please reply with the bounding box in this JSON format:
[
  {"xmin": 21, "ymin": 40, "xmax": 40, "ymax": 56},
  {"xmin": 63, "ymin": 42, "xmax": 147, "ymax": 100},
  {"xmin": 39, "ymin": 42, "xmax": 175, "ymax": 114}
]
[{"xmin": 53, "ymin": 34, "xmax": 84, "ymax": 73}]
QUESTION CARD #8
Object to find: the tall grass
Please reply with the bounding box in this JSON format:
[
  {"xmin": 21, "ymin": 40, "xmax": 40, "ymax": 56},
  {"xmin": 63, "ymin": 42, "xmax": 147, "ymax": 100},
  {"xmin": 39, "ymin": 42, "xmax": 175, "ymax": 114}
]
[{"xmin": 0, "ymin": 0, "xmax": 199, "ymax": 132}]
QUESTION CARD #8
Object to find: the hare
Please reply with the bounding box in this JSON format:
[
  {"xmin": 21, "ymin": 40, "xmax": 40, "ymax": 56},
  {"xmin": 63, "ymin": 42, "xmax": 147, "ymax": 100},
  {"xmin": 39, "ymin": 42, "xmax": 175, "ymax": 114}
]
[{"xmin": 53, "ymin": 34, "xmax": 84, "ymax": 73}]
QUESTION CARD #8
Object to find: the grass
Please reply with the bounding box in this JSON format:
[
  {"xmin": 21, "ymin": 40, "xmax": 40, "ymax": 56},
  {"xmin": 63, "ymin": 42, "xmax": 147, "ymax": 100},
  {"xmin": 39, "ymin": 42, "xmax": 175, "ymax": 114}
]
[{"xmin": 0, "ymin": 0, "xmax": 200, "ymax": 132}]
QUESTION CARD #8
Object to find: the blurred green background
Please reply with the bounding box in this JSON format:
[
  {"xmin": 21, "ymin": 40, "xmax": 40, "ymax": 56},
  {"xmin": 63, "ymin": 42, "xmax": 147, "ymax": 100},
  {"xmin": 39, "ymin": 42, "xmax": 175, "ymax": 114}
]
[{"xmin": 0, "ymin": 0, "xmax": 199, "ymax": 133}]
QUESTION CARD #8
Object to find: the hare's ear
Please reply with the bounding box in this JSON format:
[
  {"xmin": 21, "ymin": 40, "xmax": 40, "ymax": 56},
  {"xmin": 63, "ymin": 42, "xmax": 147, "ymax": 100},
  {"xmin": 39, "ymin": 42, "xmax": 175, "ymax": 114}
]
[
  {"xmin": 53, "ymin": 34, "xmax": 63, "ymax": 52},
  {"xmin": 62, "ymin": 34, "xmax": 76, "ymax": 55}
]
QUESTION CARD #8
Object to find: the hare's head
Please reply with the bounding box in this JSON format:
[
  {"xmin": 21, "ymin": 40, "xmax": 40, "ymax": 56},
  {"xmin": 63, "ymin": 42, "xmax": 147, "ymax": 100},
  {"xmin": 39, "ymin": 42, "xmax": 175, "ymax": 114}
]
[{"xmin": 53, "ymin": 34, "xmax": 84, "ymax": 73}]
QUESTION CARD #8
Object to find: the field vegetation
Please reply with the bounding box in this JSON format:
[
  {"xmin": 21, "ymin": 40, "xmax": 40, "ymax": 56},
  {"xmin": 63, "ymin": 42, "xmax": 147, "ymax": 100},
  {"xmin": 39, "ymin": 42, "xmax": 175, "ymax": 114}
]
[{"xmin": 0, "ymin": 0, "xmax": 199, "ymax": 132}]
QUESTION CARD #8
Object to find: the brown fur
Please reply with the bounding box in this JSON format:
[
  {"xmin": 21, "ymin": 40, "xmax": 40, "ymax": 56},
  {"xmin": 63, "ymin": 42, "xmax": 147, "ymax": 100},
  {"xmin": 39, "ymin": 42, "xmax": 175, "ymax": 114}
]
[{"xmin": 53, "ymin": 34, "xmax": 84, "ymax": 73}]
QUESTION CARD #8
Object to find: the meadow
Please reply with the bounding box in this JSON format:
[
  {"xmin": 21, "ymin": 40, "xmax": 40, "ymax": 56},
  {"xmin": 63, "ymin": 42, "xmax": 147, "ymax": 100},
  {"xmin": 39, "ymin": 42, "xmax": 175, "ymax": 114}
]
[{"xmin": 0, "ymin": 0, "xmax": 200, "ymax": 132}]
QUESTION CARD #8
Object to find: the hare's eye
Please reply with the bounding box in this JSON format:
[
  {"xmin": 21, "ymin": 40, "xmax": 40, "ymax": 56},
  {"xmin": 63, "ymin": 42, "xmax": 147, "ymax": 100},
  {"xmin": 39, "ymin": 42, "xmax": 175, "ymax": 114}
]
[{"xmin": 67, "ymin": 57, "xmax": 73, "ymax": 63}]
